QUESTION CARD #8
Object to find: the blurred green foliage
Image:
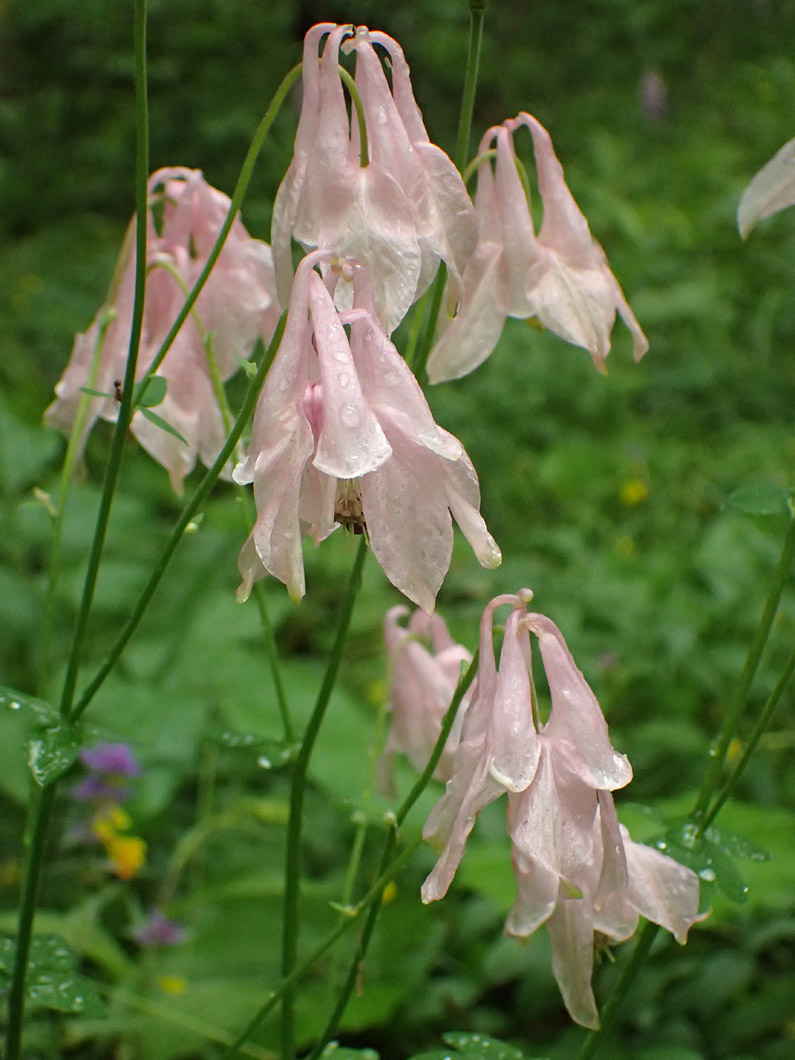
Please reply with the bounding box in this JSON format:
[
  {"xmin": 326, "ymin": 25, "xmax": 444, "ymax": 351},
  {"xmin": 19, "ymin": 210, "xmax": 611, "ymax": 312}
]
[{"xmin": 2, "ymin": 0, "xmax": 795, "ymax": 1058}]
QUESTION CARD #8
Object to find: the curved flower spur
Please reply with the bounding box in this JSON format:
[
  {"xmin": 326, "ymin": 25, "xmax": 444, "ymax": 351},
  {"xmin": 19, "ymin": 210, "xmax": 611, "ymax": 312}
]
[
  {"xmin": 233, "ymin": 252, "xmax": 501, "ymax": 612},
  {"xmin": 427, "ymin": 113, "xmax": 649, "ymax": 383},
  {"xmin": 271, "ymin": 23, "xmax": 476, "ymax": 334},
  {"xmin": 420, "ymin": 592, "xmax": 702, "ymax": 1027}
]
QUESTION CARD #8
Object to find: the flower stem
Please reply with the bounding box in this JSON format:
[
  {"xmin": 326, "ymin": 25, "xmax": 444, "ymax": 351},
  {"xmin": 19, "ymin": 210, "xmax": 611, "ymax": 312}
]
[
  {"xmin": 574, "ymin": 921, "xmax": 660, "ymax": 1060},
  {"xmin": 692, "ymin": 503, "xmax": 795, "ymax": 827},
  {"xmin": 702, "ymin": 642, "xmax": 795, "ymax": 830},
  {"xmin": 4, "ymin": 15, "xmax": 149, "ymax": 1049},
  {"xmin": 455, "ymin": 0, "xmax": 487, "ymax": 173},
  {"xmin": 411, "ymin": 0, "xmax": 488, "ymax": 385},
  {"xmin": 220, "ymin": 835, "xmax": 421, "ymax": 1060},
  {"xmin": 306, "ymin": 654, "xmax": 479, "ymax": 1059},
  {"xmin": 280, "ymin": 537, "xmax": 368, "ymax": 1060},
  {"xmin": 69, "ymin": 314, "xmax": 286, "ymax": 723}
]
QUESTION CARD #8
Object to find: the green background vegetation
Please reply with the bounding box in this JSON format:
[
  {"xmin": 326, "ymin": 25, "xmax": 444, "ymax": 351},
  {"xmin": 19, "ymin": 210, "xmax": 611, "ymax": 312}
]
[{"xmin": 1, "ymin": 1, "xmax": 794, "ymax": 1058}]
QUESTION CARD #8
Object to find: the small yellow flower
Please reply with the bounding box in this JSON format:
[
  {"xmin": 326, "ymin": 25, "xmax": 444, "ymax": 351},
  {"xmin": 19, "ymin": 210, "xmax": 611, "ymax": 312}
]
[
  {"xmin": 157, "ymin": 975, "xmax": 188, "ymax": 996},
  {"xmin": 105, "ymin": 835, "xmax": 147, "ymax": 880},
  {"xmin": 620, "ymin": 479, "xmax": 649, "ymax": 507},
  {"xmin": 380, "ymin": 881, "xmax": 398, "ymax": 906}
]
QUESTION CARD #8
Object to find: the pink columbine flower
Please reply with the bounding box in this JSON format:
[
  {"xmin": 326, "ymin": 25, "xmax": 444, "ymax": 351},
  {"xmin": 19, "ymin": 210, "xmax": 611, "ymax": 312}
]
[
  {"xmin": 421, "ymin": 592, "xmax": 702, "ymax": 1026},
  {"xmin": 379, "ymin": 606, "xmax": 474, "ymax": 789},
  {"xmin": 737, "ymin": 135, "xmax": 795, "ymax": 237},
  {"xmin": 427, "ymin": 113, "xmax": 648, "ymax": 383},
  {"xmin": 271, "ymin": 24, "xmax": 476, "ymax": 333},
  {"xmin": 233, "ymin": 251, "xmax": 501, "ymax": 612},
  {"xmin": 507, "ymin": 796, "xmax": 702, "ymax": 1027},
  {"xmin": 46, "ymin": 167, "xmax": 280, "ymax": 492}
]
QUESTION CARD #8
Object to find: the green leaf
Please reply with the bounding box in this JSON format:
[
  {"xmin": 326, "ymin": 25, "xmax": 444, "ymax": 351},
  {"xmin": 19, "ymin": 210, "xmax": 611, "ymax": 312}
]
[
  {"xmin": 78, "ymin": 386, "xmax": 112, "ymax": 399},
  {"xmin": 139, "ymin": 408, "xmax": 188, "ymax": 444},
  {"xmin": 0, "ymin": 934, "xmax": 105, "ymax": 1018},
  {"xmin": 0, "ymin": 686, "xmax": 59, "ymax": 726},
  {"xmin": 138, "ymin": 375, "xmax": 167, "ymax": 408},
  {"xmin": 28, "ymin": 721, "xmax": 83, "ymax": 786},
  {"xmin": 443, "ymin": 1033, "xmax": 529, "ymax": 1060},
  {"xmin": 318, "ymin": 1044, "xmax": 379, "ymax": 1060},
  {"xmin": 727, "ymin": 484, "xmax": 791, "ymax": 516},
  {"xmin": 704, "ymin": 825, "xmax": 770, "ymax": 863},
  {"xmin": 209, "ymin": 728, "xmax": 295, "ymax": 768}
]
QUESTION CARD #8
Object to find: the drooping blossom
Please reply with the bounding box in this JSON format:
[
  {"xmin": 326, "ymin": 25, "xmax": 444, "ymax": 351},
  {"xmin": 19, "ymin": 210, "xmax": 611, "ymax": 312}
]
[
  {"xmin": 379, "ymin": 605, "xmax": 474, "ymax": 790},
  {"xmin": 737, "ymin": 135, "xmax": 795, "ymax": 237},
  {"xmin": 234, "ymin": 251, "xmax": 500, "ymax": 613},
  {"xmin": 46, "ymin": 167, "xmax": 280, "ymax": 492},
  {"xmin": 427, "ymin": 113, "xmax": 648, "ymax": 383},
  {"xmin": 271, "ymin": 24, "xmax": 476, "ymax": 333},
  {"xmin": 421, "ymin": 592, "xmax": 702, "ymax": 1027}
]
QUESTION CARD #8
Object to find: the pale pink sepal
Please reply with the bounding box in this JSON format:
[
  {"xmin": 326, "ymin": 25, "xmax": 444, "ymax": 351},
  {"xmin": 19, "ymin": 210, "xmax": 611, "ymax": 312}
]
[{"xmin": 738, "ymin": 135, "xmax": 795, "ymax": 238}]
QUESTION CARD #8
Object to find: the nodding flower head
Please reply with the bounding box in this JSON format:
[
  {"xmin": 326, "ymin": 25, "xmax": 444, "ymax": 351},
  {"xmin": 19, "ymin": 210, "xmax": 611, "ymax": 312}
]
[{"xmin": 234, "ymin": 251, "xmax": 500, "ymax": 612}]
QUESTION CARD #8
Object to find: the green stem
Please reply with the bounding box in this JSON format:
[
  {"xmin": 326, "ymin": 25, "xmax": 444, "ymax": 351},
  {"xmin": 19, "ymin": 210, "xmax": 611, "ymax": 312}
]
[
  {"xmin": 693, "ymin": 506, "xmax": 795, "ymax": 825},
  {"xmin": 455, "ymin": 0, "xmax": 487, "ymax": 173},
  {"xmin": 69, "ymin": 314, "xmax": 286, "ymax": 723},
  {"xmin": 339, "ymin": 66, "xmax": 369, "ymax": 168},
  {"xmin": 574, "ymin": 921, "xmax": 660, "ymax": 1060},
  {"xmin": 39, "ymin": 307, "xmax": 116, "ymax": 694},
  {"xmin": 57, "ymin": 0, "xmax": 150, "ymax": 722},
  {"xmin": 221, "ymin": 836, "xmax": 421, "ymax": 1060},
  {"xmin": 4, "ymin": 10, "xmax": 149, "ymax": 1051},
  {"xmin": 411, "ymin": 1, "xmax": 487, "ymax": 385},
  {"xmin": 131, "ymin": 61, "xmax": 302, "ymax": 402},
  {"xmin": 702, "ymin": 643, "xmax": 795, "ymax": 830},
  {"xmin": 307, "ymin": 654, "xmax": 479, "ymax": 1059},
  {"xmin": 3, "ymin": 784, "xmax": 58, "ymax": 1060},
  {"xmin": 280, "ymin": 537, "xmax": 368, "ymax": 1060}
]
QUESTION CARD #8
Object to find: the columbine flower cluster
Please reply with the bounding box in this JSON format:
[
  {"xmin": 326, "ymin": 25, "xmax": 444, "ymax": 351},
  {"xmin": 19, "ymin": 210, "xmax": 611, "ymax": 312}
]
[
  {"xmin": 385, "ymin": 593, "xmax": 702, "ymax": 1028},
  {"xmin": 47, "ymin": 167, "xmax": 280, "ymax": 492},
  {"xmin": 70, "ymin": 742, "xmax": 147, "ymax": 880}
]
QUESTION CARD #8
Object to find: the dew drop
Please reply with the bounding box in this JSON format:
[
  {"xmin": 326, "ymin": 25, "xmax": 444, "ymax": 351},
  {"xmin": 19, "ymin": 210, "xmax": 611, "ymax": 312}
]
[
  {"xmin": 257, "ymin": 755, "xmax": 272, "ymax": 770},
  {"xmin": 698, "ymin": 867, "xmax": 716, "ymax": 882},
  {"xmin": 340, "ymin": 403, "xmax": 361, "ymax": 428},
  {"xmin": 338, "ymin": 372, "xmax": 350, "ymax": 388}
]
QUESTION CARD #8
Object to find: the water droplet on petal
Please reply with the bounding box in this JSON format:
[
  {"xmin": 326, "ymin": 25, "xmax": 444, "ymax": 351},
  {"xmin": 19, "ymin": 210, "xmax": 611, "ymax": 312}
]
[{"xmin": 340, "ymin": 403, "xmax": 361, "ymax": 428}]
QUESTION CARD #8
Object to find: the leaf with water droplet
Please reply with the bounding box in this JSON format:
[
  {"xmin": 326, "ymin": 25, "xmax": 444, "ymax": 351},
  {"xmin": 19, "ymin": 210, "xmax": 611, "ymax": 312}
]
[
  {"xmin": 442, "ymin": 1033, "xmax": 528, "ymax": 1060},
  {"xmin": 728, "ymin": 484, "xmax": 792, "ymax": 517},
  {"xmin": 0, "ymin": 686, "xmax": 59, "ymax": 726},
  {"xmin": 703, "ymin": 839, "xmax": 749, "ymax": 904},
  {"xmin": 319, "ymin": 1045, "xmax": 379, "ymax": 1060},
  {"xmin": 28, "ymin": 721, "xmax": 83, "ymax": 786},
  {"xmin": 704, "ymin": 825, "xmax": 770, "ymax": 863},
  {"xmin": 0, "ymin": 934, "xmax": 105, "ymax": 1017},
  {"xmin": 208, "ymin": 728, "xmax": 294, "ymax": 768}
]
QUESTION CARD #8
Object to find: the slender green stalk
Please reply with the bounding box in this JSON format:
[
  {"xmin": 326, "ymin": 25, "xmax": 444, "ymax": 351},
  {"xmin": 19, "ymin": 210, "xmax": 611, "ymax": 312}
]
[
  {"xmin": 39, "ymin": 307, "xmax": 116, "ymax": 693},
  {"xmin": 70, "ymin": 314, "xmax": 286, "ymax": 723},
  {"xmin": 574, "ymin": 922, "xmax": 660, "ymax": 1060},
  {"xmin": 280, "ymin": 537, "xmax": 368, "ymax": 1060},
  {"xmin": 3, "ymin": 784, "xmax": 58, "ymax": 1060},
  {"xmin": 692, "ymin": 507, "xmax": 795, "ymax": 825},
  {"xmin": 4, "ymin": 10, "xmax": 149, "ymax": 1058},
  {"xmin": 220, "ymin": 836, "xmax": 421, "ymax": 1060},
  {"xmin": 702, "ymin": 644, "xmax": 795, "ymax": 830},
  {"xmin": 307, "ymin": 654, "xmax": 479, "ymax": 1059},
  {"xmin": 57, "ymin": 0, "xmax": 150, "ymax": 721},
  {"xmin": 132, "ymin": 62, "xmax": 301, "ymax": 399},
  {"xmin": 339, "ymin": 66, "xmax": 369, "ymax": 167},
  {"xmin": 411, "ymin": 0, "xmax": 487, "ymax": 384},
  {"xmin": 455, "ymin": 0, "xmax": 487, "ymax": 172}
]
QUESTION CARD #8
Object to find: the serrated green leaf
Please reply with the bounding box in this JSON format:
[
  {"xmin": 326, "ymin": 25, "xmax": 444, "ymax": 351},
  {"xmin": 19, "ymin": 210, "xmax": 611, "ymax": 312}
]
[
  {"xmin": 139, "ymin": 408, "xmax": 188, "ymax": 444},
  {"xmin": 0, "ymin": 686, "xmax": 59, "ymax": 726},
  {"xmin": 28, "ymin": 722, "xmax": 83, "ymax": 786},
  {"xmin": 728, "ymin": 484, "xmax": 791, "ymax": 516},
  {"xmin": 442, "ymin": 1033, "xmax": 527, "ymax": 1060},
  {"xmin": 138, "ymin": 375, "xmax": 167, "ymax": 408}
]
